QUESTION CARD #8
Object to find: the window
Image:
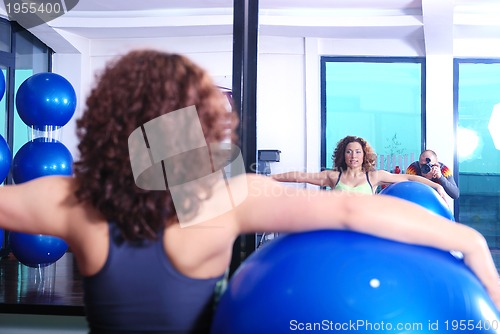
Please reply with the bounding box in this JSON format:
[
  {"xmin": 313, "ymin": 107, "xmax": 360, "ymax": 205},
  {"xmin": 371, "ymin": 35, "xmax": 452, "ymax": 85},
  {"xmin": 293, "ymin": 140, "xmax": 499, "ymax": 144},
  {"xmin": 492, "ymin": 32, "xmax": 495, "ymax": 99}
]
[
  {"xmin": 455, "ymin": 59, "xmax": 500, "ymax": 249},
  {"xmin": 0, "ymin": 19, "xmax": 51, "ymax": 253},
  {"xmin": 321, "ymin": 57, "xmax": 425, "ymax": 174},
  {"xmin": 13, "ymin": 28, "xmax": 51, "ymax": 154}
]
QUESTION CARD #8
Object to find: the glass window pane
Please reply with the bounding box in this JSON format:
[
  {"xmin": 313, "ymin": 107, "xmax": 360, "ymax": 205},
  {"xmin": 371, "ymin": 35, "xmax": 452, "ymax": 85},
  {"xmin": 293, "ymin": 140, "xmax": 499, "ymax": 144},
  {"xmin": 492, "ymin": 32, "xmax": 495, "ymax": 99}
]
[
  {"xmin": 322, "ymin": 58, "xmax": 423, "ymax": 172},
  {"xmin": 0, "ymin": 68, "xmax": 7, "ymax": 186},
  {"xmin": 457, "ymin": 61, "xmax": 500, "ymax": 250},
  {"xmin": 13, "ymin": 29, "xmax": 50, "ymax": 156}
]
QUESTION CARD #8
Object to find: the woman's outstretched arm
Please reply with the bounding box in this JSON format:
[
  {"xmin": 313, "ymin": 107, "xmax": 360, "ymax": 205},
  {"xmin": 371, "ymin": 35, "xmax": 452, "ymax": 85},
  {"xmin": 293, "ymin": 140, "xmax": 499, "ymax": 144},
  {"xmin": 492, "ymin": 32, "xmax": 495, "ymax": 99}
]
[
  {"xmin": 234, "ymin": 175, "xmax": 500, "ymax": 309},
  {"xmin": 372, "ymin": 170, "xmax": 447, "ymax": 199}
]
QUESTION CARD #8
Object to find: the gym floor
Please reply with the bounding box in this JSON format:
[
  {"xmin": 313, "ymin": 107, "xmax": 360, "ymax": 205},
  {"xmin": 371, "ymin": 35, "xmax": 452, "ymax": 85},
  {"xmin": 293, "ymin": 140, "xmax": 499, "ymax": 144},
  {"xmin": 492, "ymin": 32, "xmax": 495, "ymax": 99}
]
[{"xmin": 0, "ymin": 252, "xmax": 84, "ymax": 316}]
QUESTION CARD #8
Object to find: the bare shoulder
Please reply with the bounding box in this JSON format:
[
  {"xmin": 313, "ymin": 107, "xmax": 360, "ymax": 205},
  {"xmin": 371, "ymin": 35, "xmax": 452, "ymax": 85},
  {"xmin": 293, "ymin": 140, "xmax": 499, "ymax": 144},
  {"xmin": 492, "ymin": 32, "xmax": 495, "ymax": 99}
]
[
  {"xmin": 19, "ymin": 175, "xmax": 76, "ymax": 194},
  {"xmin": 29, "ymin": 176, "xmax": 82, "ymax": 210},
  {"xmin": 0, "ymin": 175, "xmax": 91, "ymax": 239},
  {"xmin": 2, "ymin": 175, "xmax": 77, "ymax": 210},
  {"xmin": 24, "ymin": 176, "xmax": 105, "ymax": 228}
]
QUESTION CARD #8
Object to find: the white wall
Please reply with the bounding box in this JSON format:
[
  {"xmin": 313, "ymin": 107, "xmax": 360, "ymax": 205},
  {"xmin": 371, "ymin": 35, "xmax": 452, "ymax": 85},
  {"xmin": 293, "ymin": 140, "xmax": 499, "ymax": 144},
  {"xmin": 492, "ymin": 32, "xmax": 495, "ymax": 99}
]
[{"xmin": 257, "ymin": 37, "xmax": 305, "ymax": 180}]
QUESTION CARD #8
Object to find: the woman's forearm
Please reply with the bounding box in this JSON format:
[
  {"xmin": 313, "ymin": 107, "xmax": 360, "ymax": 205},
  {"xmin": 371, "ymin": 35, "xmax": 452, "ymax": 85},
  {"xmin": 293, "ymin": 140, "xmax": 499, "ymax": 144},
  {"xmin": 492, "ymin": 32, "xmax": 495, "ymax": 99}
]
[
  {"xmin": 406, "ymin": 174, "xmax": 446, "ymax": 198},
  {"xmin": 271, "ymin": 172, "xmax": 301, "ymax": 183},
  {"xmin": 407, "ymin": 174, "xmax": 438, "ymax": 189},
  {"xmin": 343, "ymin": 194, "xmax": 500, "ymax": 308},
  {"xmin": 271, "ymin": 171, "xmax": 328, "ymax": 187}
]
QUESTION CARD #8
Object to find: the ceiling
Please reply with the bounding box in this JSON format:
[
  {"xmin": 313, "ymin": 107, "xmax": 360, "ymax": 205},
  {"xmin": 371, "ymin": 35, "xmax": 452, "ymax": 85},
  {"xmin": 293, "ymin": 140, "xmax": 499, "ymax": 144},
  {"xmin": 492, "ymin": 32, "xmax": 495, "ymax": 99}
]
[{"xmin": 1, "ymin": 0, "xmax": 500, "ymax": 52}]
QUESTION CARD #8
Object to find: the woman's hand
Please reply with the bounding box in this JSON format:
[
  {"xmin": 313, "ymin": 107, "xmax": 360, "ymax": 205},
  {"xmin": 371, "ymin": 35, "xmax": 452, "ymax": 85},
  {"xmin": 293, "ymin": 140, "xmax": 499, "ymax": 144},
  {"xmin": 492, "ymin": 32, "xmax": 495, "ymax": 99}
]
[{"xmin": 462, "ymin": 238, "xmax": 500, "ymax": 311}]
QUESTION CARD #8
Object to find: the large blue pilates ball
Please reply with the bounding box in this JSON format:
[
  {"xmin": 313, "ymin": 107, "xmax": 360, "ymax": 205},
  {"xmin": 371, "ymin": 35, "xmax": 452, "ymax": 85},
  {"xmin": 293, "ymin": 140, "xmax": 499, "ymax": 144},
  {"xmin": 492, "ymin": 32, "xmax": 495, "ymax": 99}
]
[
  {"xmin": 212, "ymin": 230, "xmax": 500, "ymax": 334},
  {"xmin": 379, "ymin": 181, "xmax": 454, "ymax": 221},
  {"xmin": 12, "ymin": 138, "xmax": 73, "ymax": 184},
  {"xmin": 0, "ymin": 228, "xmax": 4, "ymax": 249},
  {"xmin": 9, "ymin": 232, "xmax": 67, "ymax": 267},
  {"xmin": 0, "ymin": 134, "xmax": 11, "ymax": 183},
  {"xmin": 16, "ymin": 72, "xmax": 76, "ymax": 128}
]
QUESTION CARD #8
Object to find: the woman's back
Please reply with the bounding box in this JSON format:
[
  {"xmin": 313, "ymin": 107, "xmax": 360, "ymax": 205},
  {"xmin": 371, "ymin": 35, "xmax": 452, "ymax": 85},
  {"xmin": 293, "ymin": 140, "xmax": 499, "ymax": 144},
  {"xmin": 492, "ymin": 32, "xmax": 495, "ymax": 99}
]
[
  {"xmin": 84, "ymin": 223, "xmax": 224, "ymax": 333},
  {"xmin": 5, "ymin": 175, "xmax": 234, "ymax": 332}
]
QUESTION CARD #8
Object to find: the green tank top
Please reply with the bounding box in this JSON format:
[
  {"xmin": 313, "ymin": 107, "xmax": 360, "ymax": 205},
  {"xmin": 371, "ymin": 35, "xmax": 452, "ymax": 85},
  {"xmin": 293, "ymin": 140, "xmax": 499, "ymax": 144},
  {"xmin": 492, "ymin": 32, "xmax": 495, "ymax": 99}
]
[{"xmin": 334, "ymin": 171, "xmax": 373, "ymax": 195}]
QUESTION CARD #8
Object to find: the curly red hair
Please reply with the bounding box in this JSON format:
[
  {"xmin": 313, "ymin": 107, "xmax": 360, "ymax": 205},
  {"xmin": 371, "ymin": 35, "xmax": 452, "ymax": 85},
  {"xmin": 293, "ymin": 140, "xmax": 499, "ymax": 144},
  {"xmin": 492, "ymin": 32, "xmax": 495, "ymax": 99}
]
[{"xmin": 74, "ymin": 50, "xmax": 238, "ymax": 240}]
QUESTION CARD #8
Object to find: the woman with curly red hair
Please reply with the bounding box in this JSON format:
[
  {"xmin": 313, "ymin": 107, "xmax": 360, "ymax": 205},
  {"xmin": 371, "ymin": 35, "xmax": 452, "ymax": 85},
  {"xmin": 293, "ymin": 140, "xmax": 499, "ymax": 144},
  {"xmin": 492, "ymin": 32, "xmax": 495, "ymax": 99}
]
[
  {"xmin": 273, "ymin": 135, "xmax": 446, "ymax": 197},
  {"xmin": 0, "ymin": 50, "xmax": 498, "ymax": 333}
]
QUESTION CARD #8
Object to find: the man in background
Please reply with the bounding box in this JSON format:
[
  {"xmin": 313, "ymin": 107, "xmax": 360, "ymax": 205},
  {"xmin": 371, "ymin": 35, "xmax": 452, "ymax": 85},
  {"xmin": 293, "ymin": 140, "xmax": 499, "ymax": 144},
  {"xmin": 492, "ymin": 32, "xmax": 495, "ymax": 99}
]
[{"xmin": 406, "ymin": 149, "xmax": 459, "ymax": 199}]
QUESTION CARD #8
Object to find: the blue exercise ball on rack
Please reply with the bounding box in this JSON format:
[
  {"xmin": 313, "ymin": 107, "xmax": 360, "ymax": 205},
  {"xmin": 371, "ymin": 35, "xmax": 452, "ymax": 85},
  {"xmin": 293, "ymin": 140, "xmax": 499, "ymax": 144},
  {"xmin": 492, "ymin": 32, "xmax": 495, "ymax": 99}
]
[
  {"xmin": 10, "ymin": 138, "xmax": 72, "ymax": 267},
  {"xmin": 211, "ymin": 230, "xmax": 499, "ymax": 334},
  {"xmin": 12, "ymin": 138, "xmax": 73, "ymax": 184},
  {"xmin": 0, "ymin": 69, "xmax": 8, "ymax": 249},
  {"xmin": 379, "ymin": 181, "xmax": 455, "ymax": 221},
  {"xmin": 9, "ymin": 232, "xmax": 68, "ymax": 268},
  {"xmin": 16, "ymin": 72, "xmax": 77, "ymax": 129},
  {"xmin": 0, "ymin": 134, "xmax": 11, "ymax": 183},
  {"xmin": 0, "ymin": 70, "xmax": 5, "ymax": 102}
]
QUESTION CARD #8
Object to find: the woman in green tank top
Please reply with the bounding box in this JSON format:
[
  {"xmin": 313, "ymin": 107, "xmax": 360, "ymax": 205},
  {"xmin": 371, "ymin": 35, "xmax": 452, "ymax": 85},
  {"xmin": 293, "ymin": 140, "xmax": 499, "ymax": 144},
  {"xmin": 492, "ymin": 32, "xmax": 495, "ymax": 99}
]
[{"xmin": 272, "ymin": 135, "xmax": 446, "ymax": 199}]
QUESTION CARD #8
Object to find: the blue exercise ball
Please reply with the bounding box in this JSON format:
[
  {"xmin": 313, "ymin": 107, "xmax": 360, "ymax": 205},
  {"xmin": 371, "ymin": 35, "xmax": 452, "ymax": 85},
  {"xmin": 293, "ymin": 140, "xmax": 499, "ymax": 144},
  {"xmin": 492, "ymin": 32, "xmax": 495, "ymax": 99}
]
[
  {"xmin": 10, "ymin": 138, "xmax": 71, "ymax": 267},
  {"xmin": 0, "ymin": 134, "xmax": 11, "ymax": 183},
  {"xmin": 16, "ymin": 72, "xmax": 76, "ymax": 129},
  {"xmin": 0, "ymin": 70, "xmax": 5, "ymax": 102},
  {"xmin": 379, "ymin": 181, "xmax": 455, "ymax": 221},
  {"xmin": 0, "ymin": 228, "xmax": 4, "ymax": 249},
  {"xmin": 12, "ymin": 138, "xmax": 73, "ymax": 184},
  {"xmin": 9, "ymin": 232, "xmax": 68, "ymax": 268},
  {"xmin": 212, "ymin": 230, "xmax": 499, "ymax": 334}
]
